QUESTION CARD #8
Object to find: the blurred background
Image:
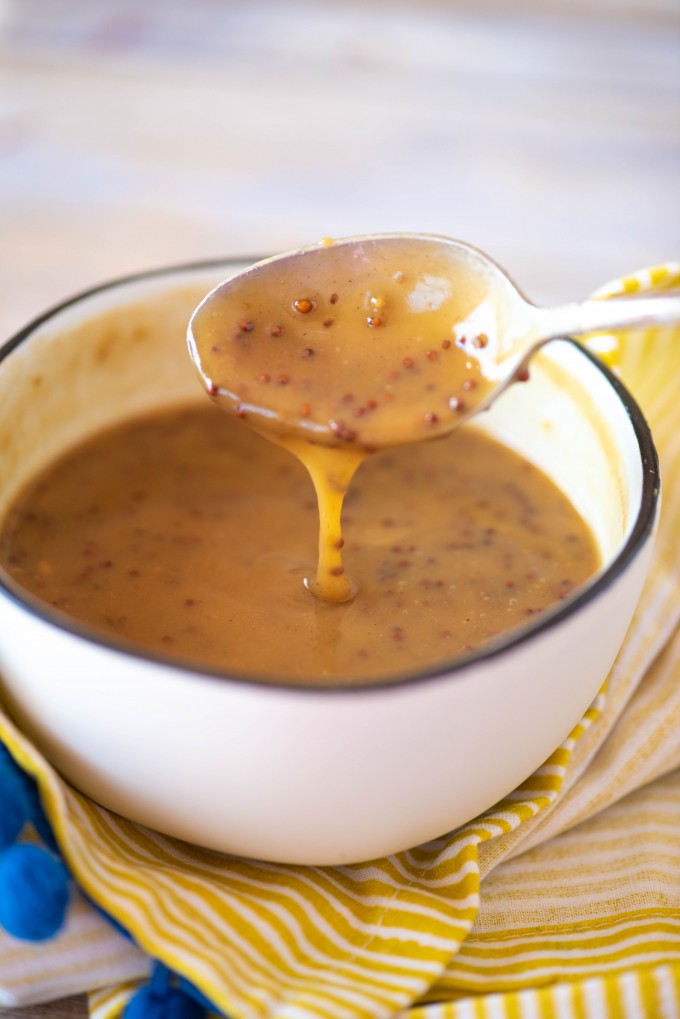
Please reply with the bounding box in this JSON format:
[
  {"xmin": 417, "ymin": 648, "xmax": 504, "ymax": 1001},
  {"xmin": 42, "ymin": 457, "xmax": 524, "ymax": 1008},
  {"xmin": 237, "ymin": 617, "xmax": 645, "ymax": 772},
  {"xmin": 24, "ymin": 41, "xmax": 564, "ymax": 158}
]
[{"xmin": 1, "ymin": 0, "xmax": 678, "ymax": 340}]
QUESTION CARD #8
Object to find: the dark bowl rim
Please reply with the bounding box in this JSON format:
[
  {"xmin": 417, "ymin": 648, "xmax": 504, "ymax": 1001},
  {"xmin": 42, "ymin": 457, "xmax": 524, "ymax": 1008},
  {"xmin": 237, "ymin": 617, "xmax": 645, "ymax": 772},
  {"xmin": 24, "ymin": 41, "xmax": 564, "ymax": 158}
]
[{"xmin": 0, "ymin": 257, "xmax": 661, "ymax": 695}]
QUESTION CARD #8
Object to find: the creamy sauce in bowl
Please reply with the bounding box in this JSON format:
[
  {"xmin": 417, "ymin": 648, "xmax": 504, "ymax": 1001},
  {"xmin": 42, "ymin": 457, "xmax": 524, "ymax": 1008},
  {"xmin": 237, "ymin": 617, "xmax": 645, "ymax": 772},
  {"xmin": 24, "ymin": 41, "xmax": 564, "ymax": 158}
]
[{"xmin": 0, "ymin": 402, "xmax": 599, "ymax": 684}]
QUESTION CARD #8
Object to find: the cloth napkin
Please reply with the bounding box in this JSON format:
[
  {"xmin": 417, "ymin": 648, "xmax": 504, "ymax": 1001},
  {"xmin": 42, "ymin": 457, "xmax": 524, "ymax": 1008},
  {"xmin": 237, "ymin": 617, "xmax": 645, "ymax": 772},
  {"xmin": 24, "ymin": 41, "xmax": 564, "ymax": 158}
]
[{"xmin": 0, "ymin": 264, "xmax": 679, "ymax": 1019}]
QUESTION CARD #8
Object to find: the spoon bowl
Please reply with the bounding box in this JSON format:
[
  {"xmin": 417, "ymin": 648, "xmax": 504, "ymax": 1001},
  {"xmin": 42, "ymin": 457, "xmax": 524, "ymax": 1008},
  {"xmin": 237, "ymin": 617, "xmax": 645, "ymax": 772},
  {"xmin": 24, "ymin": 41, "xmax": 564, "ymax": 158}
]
[{"xmin": 188, "ymin": 233, "xmax": 680, "ymax": 449}]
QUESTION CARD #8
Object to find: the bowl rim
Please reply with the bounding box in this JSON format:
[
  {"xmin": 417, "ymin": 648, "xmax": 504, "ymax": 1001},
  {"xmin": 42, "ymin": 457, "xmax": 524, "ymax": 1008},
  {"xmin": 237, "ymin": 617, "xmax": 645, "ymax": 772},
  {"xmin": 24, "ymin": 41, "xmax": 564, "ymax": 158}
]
[{"xmin": 0, "ymin": 257, "xmax": 661, "ymax": 694}]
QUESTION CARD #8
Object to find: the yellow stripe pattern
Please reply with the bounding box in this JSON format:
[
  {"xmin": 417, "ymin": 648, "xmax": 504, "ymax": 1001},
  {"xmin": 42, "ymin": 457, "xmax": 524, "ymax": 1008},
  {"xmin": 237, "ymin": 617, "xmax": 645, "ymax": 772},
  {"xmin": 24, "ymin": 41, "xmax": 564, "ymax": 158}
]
[
  {"xmin": 405, "ymin": 964, "xmax": 680, "ymax": 1018},
  {"xmin": 88, "ymin": 981, "xmax": 142, "ymax": 1019},
  {"xmin": 0, "ymin": 264, "xmax": 678, "ymax": 1017}
]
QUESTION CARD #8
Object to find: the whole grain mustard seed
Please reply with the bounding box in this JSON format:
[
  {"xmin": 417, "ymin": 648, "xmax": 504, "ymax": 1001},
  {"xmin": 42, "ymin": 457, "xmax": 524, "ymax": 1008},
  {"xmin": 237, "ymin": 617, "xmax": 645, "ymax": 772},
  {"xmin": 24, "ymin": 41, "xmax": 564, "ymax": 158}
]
[
  {"xmin": 239, "ymin": 320, "xmax": 254, "ymax": 332},
  {"xmin": 448, "ymin": 396, "xmax": 465, "ymax": 412},
  {"xmin": 294, "ymin": 298, "xmax": 313, "ymax": 314},
  {"xmin": 367, "ymin": 316, "xmax": 383, "ymax": 328},
  {"xmin": 257, "ymin": 373, "xmax": 271, "ymax": 383},
  {"xmin": 402, "ymin": 357, "xmax": 414, "ymax": 368},
  {"xmin": 329, "ymin": 420, "xmax": 357, "ymax": 442},
  {"xmin": 277, "ymin": 374, "xmax": 290, "ymax": 385},
  {"xmin": 442, "ymin": 339, "xmax": 452, "ymax": 350},
  {"xmin": 424, "ymin": 412, "xmax": 439, "ymax": 426},
  {"xmin": 426, "ymin": 350, "xmax": 439, "ymax": 361},
  {"xmin": 270, "ymin": 324, "xmax": 284, "ymax": 337},
  {"xmin": 300, "ymin": 403, "xmax": 311, "ymax": 417},
  {"xmin": 472, "ymin": 333, "xmax": 489, "ymax": 349},
  {"xmin": 323, "ymin": 318, "xmax": 334, "ymax": 328},
  {"xmin": 329, "ymin": 292, "xmax": 339, "ymax": 304},
  {"xmin": 517, "ymin": 367, "xmax": 531, "ymax": 382},
  {"xmin": 462, "ymin": 378, "xmax": 478, "ymax": 391},
  {"xmin": 301, "ymin": 347, "xmax": 315, "ymax": 358}
]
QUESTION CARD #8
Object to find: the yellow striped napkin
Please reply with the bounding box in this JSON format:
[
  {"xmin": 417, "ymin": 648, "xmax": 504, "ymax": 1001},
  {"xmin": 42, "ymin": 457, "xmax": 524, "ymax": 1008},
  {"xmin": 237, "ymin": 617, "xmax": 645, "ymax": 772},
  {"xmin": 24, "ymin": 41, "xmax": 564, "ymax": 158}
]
[{"xmin": 0, "ymin": 264, "xmax": 679, "ymax": 1019}]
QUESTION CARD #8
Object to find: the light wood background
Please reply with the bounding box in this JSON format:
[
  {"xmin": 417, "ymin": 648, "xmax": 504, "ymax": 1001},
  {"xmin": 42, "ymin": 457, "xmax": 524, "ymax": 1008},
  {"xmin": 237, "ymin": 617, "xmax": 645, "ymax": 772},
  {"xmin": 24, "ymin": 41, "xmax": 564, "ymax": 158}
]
[{"xmin": 0, "ymin": 0, "xmax": 678, "ymax": 1016}]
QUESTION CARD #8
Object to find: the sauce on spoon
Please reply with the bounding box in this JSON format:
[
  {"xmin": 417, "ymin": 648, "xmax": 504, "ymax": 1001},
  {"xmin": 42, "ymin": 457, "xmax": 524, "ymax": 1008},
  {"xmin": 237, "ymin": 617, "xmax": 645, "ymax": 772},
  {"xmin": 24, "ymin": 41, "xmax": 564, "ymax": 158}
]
[{"xmin": 188, "ymin": 236, "xmax": 500, "ymax": 601}]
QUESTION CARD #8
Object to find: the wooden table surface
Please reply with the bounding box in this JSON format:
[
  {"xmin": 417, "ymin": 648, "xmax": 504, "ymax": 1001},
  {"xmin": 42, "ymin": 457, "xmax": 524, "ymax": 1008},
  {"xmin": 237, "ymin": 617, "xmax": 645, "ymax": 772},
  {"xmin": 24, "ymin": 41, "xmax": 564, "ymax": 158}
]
[{"xmin": 0, "ymin": 0, "xmax": 678, "ymax": 1015}]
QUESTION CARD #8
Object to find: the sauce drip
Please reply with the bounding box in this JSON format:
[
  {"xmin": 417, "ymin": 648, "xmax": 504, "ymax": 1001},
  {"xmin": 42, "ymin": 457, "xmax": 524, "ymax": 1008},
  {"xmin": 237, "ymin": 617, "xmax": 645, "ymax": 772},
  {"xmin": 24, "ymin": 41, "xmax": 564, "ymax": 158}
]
[{"xmin": 189, "ymin": 237, "xmax": 500, "ymax": 601}]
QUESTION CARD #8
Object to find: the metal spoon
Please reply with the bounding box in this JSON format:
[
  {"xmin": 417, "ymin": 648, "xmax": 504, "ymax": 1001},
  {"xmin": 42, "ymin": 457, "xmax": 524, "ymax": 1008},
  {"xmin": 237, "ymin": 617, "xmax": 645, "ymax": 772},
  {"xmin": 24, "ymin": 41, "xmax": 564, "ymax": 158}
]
[{"xmin": 188, "ymin": 233, "xmax": 680, "ymax": 448}]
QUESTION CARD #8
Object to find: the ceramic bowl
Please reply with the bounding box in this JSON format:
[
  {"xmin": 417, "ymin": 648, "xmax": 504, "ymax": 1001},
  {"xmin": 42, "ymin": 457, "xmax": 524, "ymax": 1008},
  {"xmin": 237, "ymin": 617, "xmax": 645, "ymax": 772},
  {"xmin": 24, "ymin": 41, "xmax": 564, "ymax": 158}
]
[{"xmin": 0, "ymin": 260, "xmax": 659, "ymax": 865}]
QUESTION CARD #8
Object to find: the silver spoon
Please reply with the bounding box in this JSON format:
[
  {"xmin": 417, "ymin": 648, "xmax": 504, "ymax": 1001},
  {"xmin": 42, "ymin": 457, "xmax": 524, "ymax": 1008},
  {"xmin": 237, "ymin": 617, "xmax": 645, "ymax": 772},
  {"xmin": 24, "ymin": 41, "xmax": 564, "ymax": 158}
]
[{"xmin": 189, "ymin": 233, "xmax": 680, "ymax": 446}]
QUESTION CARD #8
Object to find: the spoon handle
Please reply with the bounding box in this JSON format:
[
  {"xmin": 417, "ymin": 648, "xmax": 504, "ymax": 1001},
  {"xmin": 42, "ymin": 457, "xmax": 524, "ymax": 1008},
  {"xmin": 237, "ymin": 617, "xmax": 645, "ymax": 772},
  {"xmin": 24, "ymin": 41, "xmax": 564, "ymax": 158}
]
[{"xmin": 528, "ymin": 295, "xmax": 680, "ymax": 347}]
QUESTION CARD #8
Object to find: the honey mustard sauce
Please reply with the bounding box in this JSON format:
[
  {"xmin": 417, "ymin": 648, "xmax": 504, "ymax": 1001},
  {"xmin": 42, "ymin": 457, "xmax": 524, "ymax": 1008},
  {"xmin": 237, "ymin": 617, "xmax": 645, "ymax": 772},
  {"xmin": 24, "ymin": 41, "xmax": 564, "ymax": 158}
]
[
  {"xmin": 0, "ymin": 240, "xmax": 602, "ymax": 684},
  {"xmin": 188, "ymin": 237, "xmax": 501, "ymax": 602},
  {"xmin": 1, "ymin": 403, "xmax": 599, "ymax": 684}
]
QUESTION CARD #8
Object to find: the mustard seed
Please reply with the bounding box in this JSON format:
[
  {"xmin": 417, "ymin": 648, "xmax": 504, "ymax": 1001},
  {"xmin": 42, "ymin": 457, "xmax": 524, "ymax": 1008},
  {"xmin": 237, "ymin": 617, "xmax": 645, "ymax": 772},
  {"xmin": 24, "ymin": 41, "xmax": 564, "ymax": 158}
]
[{"xmin": 329, "ymin": 420, "xmax": 357, "ymax": 442}]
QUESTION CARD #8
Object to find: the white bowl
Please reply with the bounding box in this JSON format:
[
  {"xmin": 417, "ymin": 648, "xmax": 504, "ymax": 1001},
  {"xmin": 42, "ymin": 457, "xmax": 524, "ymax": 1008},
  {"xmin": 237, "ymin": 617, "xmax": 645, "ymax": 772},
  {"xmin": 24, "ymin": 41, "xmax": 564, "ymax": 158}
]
[{"xmin": 0, "ymin": 260, "xmax": 659, "ymax": 865}]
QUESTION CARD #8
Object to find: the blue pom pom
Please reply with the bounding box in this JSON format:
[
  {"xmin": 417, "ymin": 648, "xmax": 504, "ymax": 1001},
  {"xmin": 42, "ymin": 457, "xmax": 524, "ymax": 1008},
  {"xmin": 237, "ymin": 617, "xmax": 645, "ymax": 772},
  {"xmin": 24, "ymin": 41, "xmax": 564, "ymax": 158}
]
[
  {"xmin": 178, "ymin": 977, "xmax": 220, "ymax": 1014},
  {"xmin": 0, "ymin": 744, "xmax": 57, "ymax": 852},
  {"xmin": 125, "ymin": 964, "xmax": 206, "ymax": 1019},
  {"xmin": 22, "ymin": 782, "xmax": 59, "ymax": 852},
  {"xmin": 124, "ymin": 987, "xmax": 205, "ymax": 1019},
  {"xmin": 0, "ymin": 843, "xmax": 70, "ymax": 940},
  {"xmin": 0, "ymin": 747, "xmax": 31, "ymax": 848}
]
